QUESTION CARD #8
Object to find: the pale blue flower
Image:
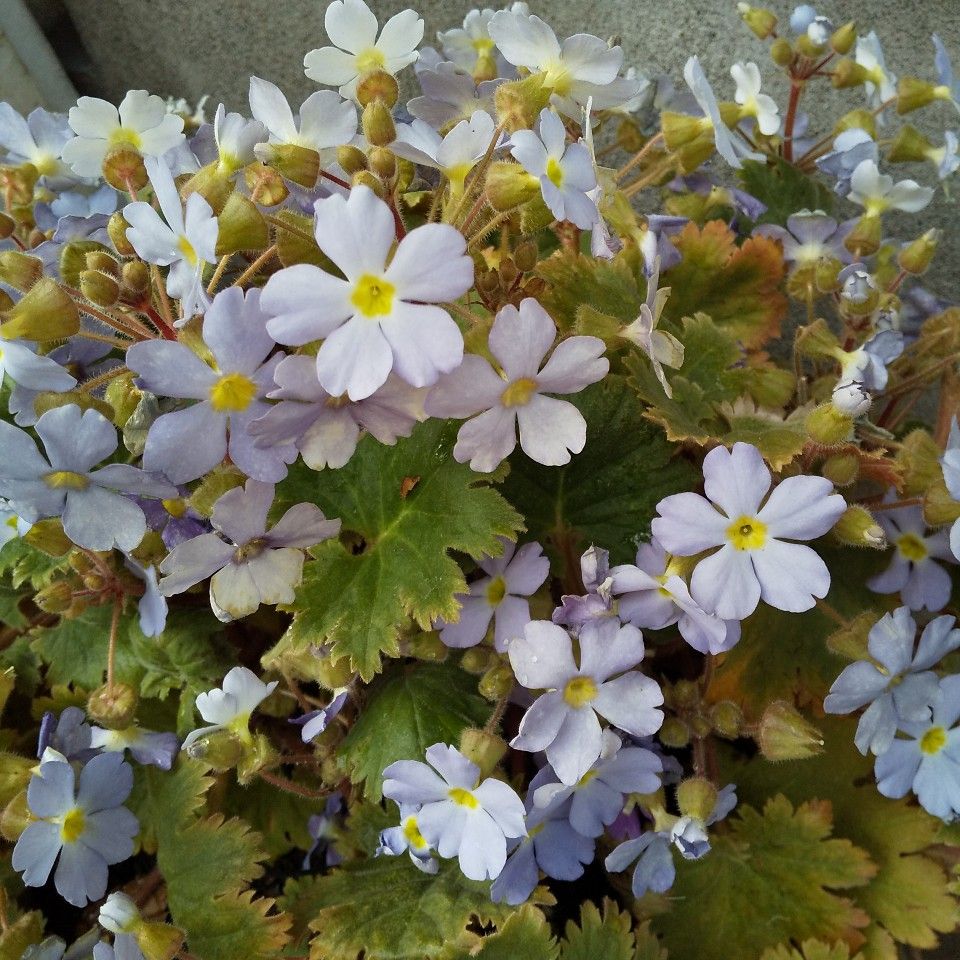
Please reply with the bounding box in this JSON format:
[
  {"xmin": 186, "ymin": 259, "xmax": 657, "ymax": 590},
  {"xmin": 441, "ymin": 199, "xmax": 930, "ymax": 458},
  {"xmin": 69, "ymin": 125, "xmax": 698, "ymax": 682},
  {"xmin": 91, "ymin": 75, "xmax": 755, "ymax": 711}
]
[
  {"xmin": 304, "ymin": 794, "xmax": 344, "ymax": 870},
  {"xmin": 377, "ymin": 803, "xmax": 439, "ymax": 875},
  {"xmin": 941, "ymin": 418, "xmax": 960, "ymax": 562},
  {"xmin": 553, "ymin": 545, "xmax": 616, "ymax": 633},
  {"xmin": 90, "ymin": 724, "xmax": 179, "ymax": 770},
  {"xmin": 756, "ymin": 211, "xmax": 852, "ymax": 267},
  {"xmin": 933, "ymin": 35, "xmax": 960, "ymax": 113},
  {"xmin": 37, "ymin": 707, "xmax": 94, "ymax": 761},
  {"xmin": 816, "ymin": 129, "xmax": 878, "ymax": 196},
  {"xmin": 291, "ymin": 689, "xmax": 349, "ymax": 742}
]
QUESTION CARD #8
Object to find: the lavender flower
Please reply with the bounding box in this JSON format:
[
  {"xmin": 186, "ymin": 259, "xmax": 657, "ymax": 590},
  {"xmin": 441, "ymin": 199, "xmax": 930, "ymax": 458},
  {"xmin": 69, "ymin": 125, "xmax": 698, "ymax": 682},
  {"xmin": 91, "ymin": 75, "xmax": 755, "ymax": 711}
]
[
  {"xmin": 756, "ymin": 210, "xmax": 851, "ymax": 267},
  {"xmin": 376, "ymin": 804, "xmax": 439, "ymax": 875},
  {"xmin": 89, "ymin": 724, "xmax": 180, "ymax": 770},
  {"xmin": 816, "ymin": 128, "xmax": 879, "ymax": 196}
]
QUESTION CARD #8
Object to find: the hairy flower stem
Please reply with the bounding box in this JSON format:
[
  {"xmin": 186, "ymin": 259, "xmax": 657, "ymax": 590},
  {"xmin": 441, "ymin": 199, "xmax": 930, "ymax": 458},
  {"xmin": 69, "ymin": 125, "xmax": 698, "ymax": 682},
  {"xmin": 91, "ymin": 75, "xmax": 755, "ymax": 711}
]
[
  {"xmin": 206, "ymin": 254, "xmax": 232, "ymax": 295},
  {"xmin": 232, "ymin": 244, "xmax": 278, "ymax": 288},
  {"xmin": 150, "ymin": 264, "xmax": 178, "ymax": 330},
  {"xmin": 106, "ymin": 592, "xmax": 123, "ymax": 691},
  {"xmin": 615, "ymin": 131, "xmax": 665, "ymax": 182},
  {"xmin": 257, "ymin": 769, "xmax": 331, "ymax": 800}
]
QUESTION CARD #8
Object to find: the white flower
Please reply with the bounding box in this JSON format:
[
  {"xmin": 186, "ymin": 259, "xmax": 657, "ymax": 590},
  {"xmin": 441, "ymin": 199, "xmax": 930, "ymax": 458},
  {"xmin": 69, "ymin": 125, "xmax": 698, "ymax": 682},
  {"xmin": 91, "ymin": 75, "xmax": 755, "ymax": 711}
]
[
  {"xmin": 437, "ymin": 5, "xmax": 527, "ymax": 77},
  {"xmin": 61, "ymin": 90, "xmax": 185, "ymax": 177},
  {"xmin": 847, "ymin": 159, "xmax": 934, "ymax": 217},
  {"xmin": 510, "ymin": 108, "xmax": 598, "ymax": 228},
  {"xmin": 212, "ymin": 103, "xmax": 267, "ymax": 176},
  {"xmin": 856, "ymin": 31, "xmax": 897, "ymax": 115},
  {"xmin": 0, "ymin": 104, "xmax": 75, "ymax": 187},
  {"xmin": 123, "ymin": 157, "xmax": 218, "ymax": 319},
  {"xmin": 182, "ymin": 666, "xmax": 278, "ymax": 750},
  {"xmin": 304, "ymin": 0, "xmax": 424, "ymax": 100},
  {"xmin": 730, "ymin": 62, "xmax": 780, "ymax": 136}
]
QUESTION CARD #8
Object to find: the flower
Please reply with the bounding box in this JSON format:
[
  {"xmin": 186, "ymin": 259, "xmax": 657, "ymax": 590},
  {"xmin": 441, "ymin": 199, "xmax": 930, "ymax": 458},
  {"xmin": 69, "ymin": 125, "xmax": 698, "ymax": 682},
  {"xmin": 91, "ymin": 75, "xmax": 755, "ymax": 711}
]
[
  {"xmin": 874, "ymin": 674, "xmax": 960, "ymax": 820},
  {"xmin": 249, "ymin": 356, "xmax": 423, "ymax": 471},
  {"xmin": 933, "ymin": 34, "xmax": 960, "ymax": 113},
  {"xmin": 552, "ymin": 544, "xmax": 616, "ymax": 632},
  {"xmin": 510, "ymin": 108, "xmax": 598, "ymax": 229},
  {"xmin": 211, "ymin": 103, "xmax": 267, "ymax": 176},
  {"xmin": 304, "ymin": 794, "xmax": 344, "ymax": 869},
  {"xmin": 424, "ymin": 298, "xmax": 608, "ymax": 472},
  {"xmin": 847, "ymin": 159, "xmax": 933, "ymax": 218},
  {"xmin": 755, "ymin": 210, "xmax": 851, "ymax": 267},
  {"xmin": 61, "ymin": 90, "xmax": 185, "ymax": 177},
  {"xmin": 137, "ymin": 492, "xmax": 207, "ymax": 550},
  {"xmin": 730, "ymin": 62, "xmax": 779, "ymax": 135},
  {"xmin": 376, "ymin": 804, "xmax": 439, "ymax": 875},
  {"xmin": 652, "ymin": 442, "xmax": 846, "ymax": 621},
  {"xmin": 610, "ymin": 539, "xmax": 740, "ymax": 655},
  {"xmin": 181, "ymin": 665, "xmax": 278, "ymax": 750},
  {"xmin": 0, "ymin": 338, "xmax": 77, "ymax": 397},
  {"xmin": 816, "ymin": 128, "xmax": 878, "ymax": 196},
  {"xmin": 382, "ymin": 743, "xmax": 526, "ymax": 881},
  {"xmin": 0, "ymin": 104, "xmax": 75, "ymax": 186},
  {"xmin": 408, "ymin": 61, "xmax": 499, "ymax": 128},
  {"xmin": 941, "ymin": 418, "xmax": 960, "ymax": 561},
  {"xmin": 12, "ymin": 750, "xmax": 138, "ymax": 907},
  {"xmin": 291, "ymin": 689, "xmax": 349, "ymax": 742},
  {"xmin": 855, "ymin": 32, "xmax": 897, "ymax": 115},
  {"xmin": 262, "ymin": 184, "xmax": 473, "ymax": 401},
  {"xmin": 37, "ymin": 707, "xmax": 94, "ymax": 761},
  {"xmin": 867, "ymin": 492, "xmax": 954, "ymax": 612},
  {"xmin": 437, "ymin": 5, "xmax": 527, "ymax": 79},
  {"xmin": 124, "ymin": 556, "xmax": 168, "ymax": 638},
  {"xmin": 160, "ymin": 479, "xmax": 340, "ymax": 622},
  {"xmin": 0, "ymin": 404, "xmax": 176, "ymax": 552},
  {"xmin": 128, "ymin": 286, "xmax": 296, "ymax": 483},
  {"xmin": 435, "ymin": 537, "xmax": 549, "ymax": 651},
  {"xmin": 98, "ymin": 893, "xmax": 146, "ymax": 960},
  {"xmin": 928, "ymin": 130, "xmax": 960, "ymax": 180},
  {"xmin": 90, "ymin": 723, "xmax": 180, "ymax": 769},
  {"xmin": 837, "ymin": 328, "xmax": 904, "ymax": 392},
  {"xmin": 123, "ymin": 156, "xmax": 218, "ymax": 319},
  {"xmin": 303, "ymin": 0, "xmax": 424, "ymax": 100},
  {"xmin": 508, "ymin": 619, "xmax": 663, "ymax": 785},
  {"xmin": 825, "ymin": 607, "xmax": 960, "ymax": 755}
]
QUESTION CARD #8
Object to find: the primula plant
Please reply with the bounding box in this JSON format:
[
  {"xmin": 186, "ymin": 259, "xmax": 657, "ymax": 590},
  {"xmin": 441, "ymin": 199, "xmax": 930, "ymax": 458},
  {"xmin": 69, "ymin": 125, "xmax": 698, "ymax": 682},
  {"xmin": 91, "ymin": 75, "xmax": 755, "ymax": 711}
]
[{"xmin": 3, "ymin": 2, "xmax": 960, "ymax": 958}]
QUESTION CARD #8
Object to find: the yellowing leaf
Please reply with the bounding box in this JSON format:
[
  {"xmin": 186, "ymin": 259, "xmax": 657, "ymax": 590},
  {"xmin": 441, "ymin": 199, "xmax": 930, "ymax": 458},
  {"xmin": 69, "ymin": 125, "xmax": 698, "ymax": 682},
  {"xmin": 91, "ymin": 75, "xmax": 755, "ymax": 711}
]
[
  {"xmin": 761, "ymin": 938, "xmax": 864, "ymax": 960},
  {"xmin": 561, "ymin": 899, "xmax": 666, "ymax": 960},
  {"xmin": 443, "ymin": 904, "xmax": 558, "ymax": 960}
]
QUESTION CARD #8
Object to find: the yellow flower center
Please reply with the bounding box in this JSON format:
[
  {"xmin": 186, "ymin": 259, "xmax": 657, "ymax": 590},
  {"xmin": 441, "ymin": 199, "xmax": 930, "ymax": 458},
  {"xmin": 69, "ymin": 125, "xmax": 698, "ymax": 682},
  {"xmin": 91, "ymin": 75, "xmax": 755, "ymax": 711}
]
[
  {"xmin": 577, "ymin": 768, "xmax": 597, "ymax": 786},
  {"xmin": 563, "ymin": 675, "xmax": 598, "ymax": 708},
  {"xmin": 108, "ymin": 126, "xmax": 144, "ymax": 150},
  {"xmin": 545, "ymin": 156, "xmax": 564, "ymax": 188},
  {"xmin": 355, "ymin": 47, "xmax": 386, "ymax": 75},
  {"xmin": 177, "ymin": 235, "xmax": 199, "ymax": 266},
  {"xmin": 500, "ymin": 377, "xmax": 538, "ymax": 408},
  {"xmin": 44, "ymin": 470, "xmax": 89, "ymax": 491},
  {"xmin": 163, "ymin": 497, "xmax": 188, "ymax": 518},
  {"xmin": 448, "ymin": 787, "xmax": 479, "ymax": 808},
  {"xmin": 351, "ymin": 273, "xmax": 395, "ymax": 318},
  {"xmin": 209, "ymin": 372, "xmax": 257, "ymax": 412},
  {"xmin": 402, "ymin": 815, "xmax": 429, "ymax": 850},
  {"xmin": 486, "ymin": 575, "xmax": 507, "ymax": 607},
  {"xmin": 226, "ymin": 711, "xmax": 253, "ymax": 744},
  {"xmin": 897, "ymin": 532, "xmax": 928, "ymax": 563},
  {"xmin": 32, "ymin": 153, "xmax": 59, "ymax": 177},
  {"xmin": 5, "ymin": 516, "xmax": 19, "ymax": 530},
  {"xmin": 59, "ymin": 807, "xmax": 86, "ymax": 844},
  {"xmin": 726, "ymin": 515, "xmax": 767, "ymax": 551},
  {"xmin": 920, "ymin": 726, "xmax": 947, "ymax": 755},
  {"xmin": 472, "ymin": 37, "xmax": 496, "ymax": 54},
  {"xmin": 541, "ymin": 60, "xmax": 572, "ymax": 95}
]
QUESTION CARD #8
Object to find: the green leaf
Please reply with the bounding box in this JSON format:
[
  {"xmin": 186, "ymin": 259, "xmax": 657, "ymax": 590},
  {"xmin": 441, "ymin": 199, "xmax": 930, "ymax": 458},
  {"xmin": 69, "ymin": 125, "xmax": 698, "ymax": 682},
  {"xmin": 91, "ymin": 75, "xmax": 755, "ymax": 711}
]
[
  {"xmin": 30, "ymin": 604, "xmax": 116, "ymax": 689},
  {"xmin": 0, "ymin": 537, "xmax": 69, "ymax": 590},
  {"xmin": 503, "ymin": 376, "xmax": 697, "ymax": 567},
  {"xmin": 716, "ymin": 397, "xmax": 808, "ymax": 470},
  {"xmin": 305, "ymin": 857, "xmax": 515, "ymax": 960},
  {"xmin": 220, "ymin": 774, "xmax": 315, "ymax": 856},
  {"xmin": 761, "ymin": 940, "xmax": 863, "ymax": 960},
  {"xmin": 651, "ymin": 795, "xmax": 875, "ymax": 960},
  {"xmin": 0, "ymin": 582, "xmax": 27, "ymax": 628},
  {"xmin": 443, "ymin": 905, "xmax": 558, "ymax": 960},
  {"xmin": 561, "ymin": 899, "xmax": 666, "ymax": 960},
  {"xmin": 338, "ymin": 660, "xmax": 491, "ymax": 800},
  {"xmin": 271, "ymin": 421, "xmax": 523, "ymax": 680},
  {"xmin": 738, "ymin": 158, "xmax": 835, "ymax": 227}
]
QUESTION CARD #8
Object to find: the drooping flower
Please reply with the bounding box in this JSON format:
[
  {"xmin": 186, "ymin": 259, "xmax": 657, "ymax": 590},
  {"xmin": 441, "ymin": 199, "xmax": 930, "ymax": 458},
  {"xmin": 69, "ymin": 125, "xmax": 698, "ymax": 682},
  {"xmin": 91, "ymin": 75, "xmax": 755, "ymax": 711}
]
[
  {"xmin": 508, "ymin": 619, "xmax": 664, "ymax": 785},
  {"xmin": 867, "ymin": 492, "xmax": 954, "ymax": 612},
  {"xmin": 874, "ymin": 674, "xmax": 960, "ymax": 820},
  {"xmin": 382, "ymin": 743, "xmax": 526, "ymax": 881},
  {"xmin": 262, "ymin": 184, "xmax": 473, "ymax": 401},
  {"xmin": 730, "ymin": 62, "xmax": 779, "ymax": 135},
  {"xmin": 303, "ymin": 0, "xmax": 424, "ymax": 100},
  {"xmin": 825, "ymin": 607, "xmax": 960, "ymax": 755},
  {"xmin": 847, "ymin": 159, "xmax": 934, "ymax": 218},
  {"xmin": 89, "ymin": 723, "xmax": 180, "ymax": 770},
  {"xmin": 37, "ymin": 707, "xmax": 94, "ymax": 762},
  {"xmin": 836, "ymin": 328, "xmax": 904, "ymax": 392},
  {"xmin": 509, "ymin": 108, "xmax": 598, "ymax": 229},
  {"xmin": 376, "ymin": 803, "xmax": 439, "ymax": 875},
  {"xmin": 12, "ymin": 750, "xmax": 138, "ymax": 907},
  {"xmin": 0, "ymin": 104, "xmax": 75, "ymax": 186},
  {"xmin": 855, "ymin": 32, "xmax": 897, "ymax": 115},
  {"xmin": 181, "ymin": 666, "xmax": 278, "ymax": 751},
  {"xmin": 652, "ymin": 442, "xmax": 846, "ymax": 621},
  {"xmin": 124, "ymin": 556, "xmax": 168, "ymax": 638},
  {"xmin": 123, "ymin": 156, "xmax": 218, "ymax": 319},
  {"xmin": 303, "ymin": 794, "xmax": 344, "ymax": 870},
  {"xmin": 407, "ymin": 61, "xmax": 500, "ymax": 129},
  {"xmin": 159, "ymin": 479, "xmax": 340, "ymax": 622},
  {"xmin": 61, "ymin": 90, "xmax": 185, "ymax": 177},
  {"xmin": 435, "ymin": 537, "xmax": 548, "ymax": 651},
  {"xmin": 424, "ymin": 298, "xmax": 608, "ymax": 472},
  {"xmin": 128, "ymin": 286, "xmax": 296, "ymax": 483},
  {"xmin": 291, "ymin": 689, "xmax": 349, "ymax": 743},
  {"xmin": 0, "ymin": 404, "xmax": 176, "ymax": 552}
]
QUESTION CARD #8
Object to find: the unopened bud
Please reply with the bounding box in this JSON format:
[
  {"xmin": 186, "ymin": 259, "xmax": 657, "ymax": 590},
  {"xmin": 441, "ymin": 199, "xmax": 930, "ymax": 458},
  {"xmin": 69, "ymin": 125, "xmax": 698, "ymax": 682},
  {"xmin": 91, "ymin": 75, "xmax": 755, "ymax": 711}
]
[
  {"xmin": 822, "ymin": 452, "xmax": 860, "ymax": 487},
  {"xmin": 0, "ymin": 277, "xmax": 79, "ymax": 341},
  {"xmin": 676, "ymin": 777, "xmax": 718, "ymax": 822},
  {"xmin": 337, "ymin": 144, "xmax": 368, "ymax": 174},
  {"xmin": 897, "ymin": 77, "xmax": 937, "ymax": 115},
  {"xmin": 672, "ymin": 679, "xmax": 699, "ymax": 708},
  {"xmin": 806, "ymin": 401, "xmax": 855, "ymax": 445},
  {"xmin": 356, "ymin": 70, "xmax": 400, "ymax": 108},
  {"xmin": 831, "ymin": 58, "xmax": 869, "ymax": 89},
  {"xmin": 833, "ymin": 504, "xmax": 885, "ymax": 548},
  {"xmin": 103, "ymin": 146, "xmax": 148, "ymax": 193},
  {"xmin": 898, "ymin": 229, "xmax": 939, "ymax": 275},
  {"xmin": 255, "ymin": 143, "xmax": 320, "ymax": 188},
  {"xmin": 407, "ymin": 631, "xmax": 448, "ymax": 662},
  {"xmin": 88, "ymin": 681, "xmax": 139, "ymax": 730},
  {"xmin": 499, "ymin": 257, "xmax": 519, "ymax": 287},
  {"xmin": 658, "ymin": 716, "xmax": 691, "ymax": 748},
  {"xmin": 843, "ymin": 216, "xmax": 881, "ymax": 259},
  {"xmin": 120, "ymin": 259, "xmax": 151, "ymax": 300},
  {"xmin": 34, "ymin": 580, "xmax": 74, "ymax": 614},
  {"xmin": 368, "ymin": 146, "xmax": 396, "ymax": 179},
  {"xmin": 0, "ymin": 251, "xmax": 42, "ymax": 291},
  {"xmin": 83, "ymin": 250, "xmax": 120, "ymax": 278},
  {"xmin": 352, "ymin": 169, "xmax": 387, "ymax": 198},
  {"xmin": 709, "ymin": 701, "xmax": 744, "ymax": 738},
  {"xmin": 461, "ymin": 647, "xmax": 496, "ymax": 675},
  {"xmin": 479, "ymin": 662, "xmax": 514, "ymax": 700},
  {"xmin": 495, "ymin": 73, "xmax": 550, "ymax": 133},
  {"xmin": 513, "ymin": 240, "xmax": 538, "ymax": 272},
  {"xmin": 458, "ymin": 728, "xmax": 508, "ymax": 778},
  {"xmin": 737, "ymin": 3, "xmax": 777, "ymax": 39},
  {"xmin": 362, "ymin": 100, "xmax": 396, "ymax": 147},
  {"xmin": 770, "ymin": 37, "xmax": 793, "ymax": 67},
  {"xmin": 830, "ymin": 21, "xmax": 857, "ymax": 55},
  {"xmin": 831, "ymin": 380, "xmax": 872, "ymax": 417},
  {"xmin": 215, "ymin": 192, "xmax": 270, "ymax": 255},
  {"xmin": 758, "ymin": 700, "xmax": 824, "ymax": 760},
  {"xmin": 109, "ymin": 211, "xmax": 137, "ymax": 256},
  {"xmin": 79, "ymin": 269, "xmax": 120, "ymax": 308},
  {"xmin": 839, "ymin": 265, "xmax": 879, "ymax": 312},
  {"xmin": 485, "ymin": 161, "xmax": 539, "ymax": 211}
]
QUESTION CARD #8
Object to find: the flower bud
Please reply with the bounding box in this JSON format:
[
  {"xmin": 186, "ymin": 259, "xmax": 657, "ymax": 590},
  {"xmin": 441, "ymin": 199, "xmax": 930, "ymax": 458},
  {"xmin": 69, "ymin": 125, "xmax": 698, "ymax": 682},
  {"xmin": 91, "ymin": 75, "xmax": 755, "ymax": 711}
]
[
  {"xmin": 244, "ymin": 163, "xmax": 288, "ymax": 206},
  {"xmin": 362, "ymin": 100, "xmax": 396, "ymax": 148},
  {"xmin": 796, "ymin": 32, "xmax": 825, "ymax": 58},
  {"xmin": 832, "ymin": 504, "xmax": 885, "ymax": 549},
  {"xmin": 215, "ymin": 192, "xmax": 270, "ymax": 256},
  {"xmin": 513, "ymin": 240, "xmax": 538, "ymax": 272},
  {"xmin": 479, "ymin": 662, "xmax": 514, "ymax": 701},
  {"xmin": 34, "ymin": 580, "xmax": 74, "ymax": 614},
  {"xmin": 458, "ymin": 728, "xmax": 508, "ymax": 779},
  {"xmin": 106, "ymin": 372, "xmax": 142, "ymax": 427},
  {"xmin": 709, "ymin": 701, "xmax": 744, "ymax": 738},
  {"xmin": 662, "ymin": 111, "xmax": 709, "ymax": 150},
  {"xmin": 897, "ymin": 77, "xmax": 937, "ymax": 114},
  {"xmin": 120, "ymin": 259, "xmax": 151, "ymax": 300},
  {"xmin": 461, "ymin": 647, "xmax": 496, "ymax": 675},
  {"xmin": 737, "ymin": 3, "xmax": 777, "ymax": 38},
  {"xmin": 658, "ymin": 716, "xmax": 691, "ymax": 748},
  {"xmin": 100, "ymin": 892, "xmax": 140, "ymax": 934},
  {"xmin": 839, "ymin": 266, "xmax": 879, "ymax": 313},
  {"xmin": 832, "ymin": 58, "xmax": 869, "ymax": 89},
  {"xmin": 356, "ymin": 70, "xmax": 399, "ymax": 109},
  {"xmin": 256, "ymin": 143, "xmax": 320, "ymax": 188},
  {"xmin": 109, "ymin": 211, "xmax": 137, "ymax": 256},
  {"xmin": 770, "ymin": 37, "xmax": 793, "ymax": 67},
  {"xmin": 806, "ymin": 401, "xmax": 855, "ymax": 445},
  {"xmin": 672, "ymin": 679, "xmax": 699, "ymax": 708},
  {"xmin": 368, "ymin": 146, "xmax": 397, "ymax": 180},
  {"xmin": 821, "ymin": 452, "xmax": 860, "ymax": 487},
  {"xmin": 88, "ymin": 681, "xmax": 139, "ymax": 730},
  {"xmin": 0, "ymin": 251, "xmax": 43, "ymax": 292},
  {"xmin": 0, "ymin": 277, "xmax": 80, "ymax": 341},
  {"xmin": 485, "ymin": 161, "xmax": 540, "ymax": 211},
  {"xmin": 352, "ymin": 169, "xmax": 387, "ymax": 198},
  {"xmin": 407, "ymin": 631, "xmax": 448, "ymax": 662},
  {"xmin": 898, "ymin": 229, "xmax": 939, "ymax": 275},
  {"xmin": 689, "ymin": 715, "xmax": 712, "ymax": 739},
  {"xmin": 888, "ymin": 124, "xmax": 934, "ymax": 163},
  {"xmin": 0, "ymin": 212, "xmax": 15, "ymax": 239},
  {"xmin": 103, "ymin": 146, "xmax": 148, "ymax": 192},
  {"xmin": 34, "ymin": 389, "xmax": 113, "ymax": 420},
  {"xmin": 843, "ymin": 217, "xmax": 881, "ymax": 259},
  {"xmin": 830, "ymin": 21, "xmax": 857, "ymax": 55},
  {"xmin": 831, "ymin": 381, "xmax": 872, "ymax": 418},
  {"xmin": 758, "ymin": 701, "xmax": 824, "ymax": 760},
  {"xmin": 676, "ymin": 777, "xmax": 717, "ymax": 822},
  {"xmin": 337, "ymin": 144, "xmax": 368, "ymax": 174},
  {"xmin": 495, "ymin": 73, "xmax": 551, "ymax": 133},
  {"xmin": 79, "ymin": 268, "xmax": 120, "ymax": 308}
]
